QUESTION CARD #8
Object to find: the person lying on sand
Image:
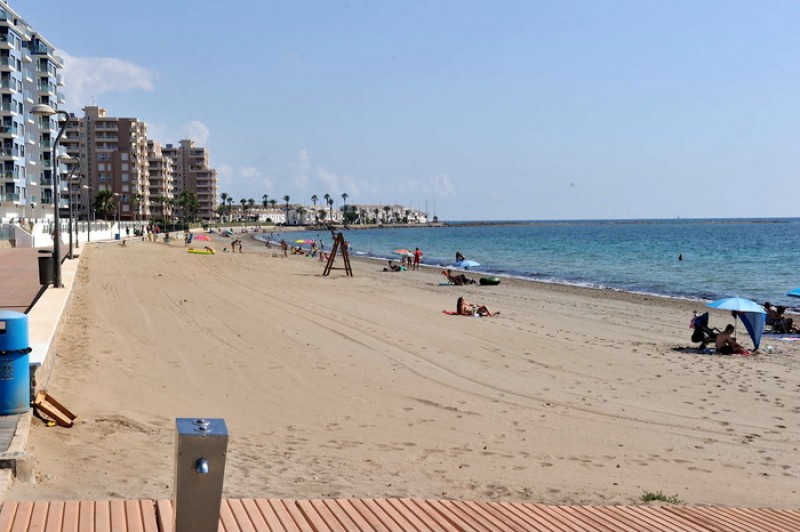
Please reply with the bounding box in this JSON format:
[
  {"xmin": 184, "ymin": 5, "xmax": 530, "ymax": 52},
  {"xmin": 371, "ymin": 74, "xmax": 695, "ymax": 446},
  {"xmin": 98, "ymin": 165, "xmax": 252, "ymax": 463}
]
[
  {"xmin": 442, "ymin": 269, "xmax": 476, "ymax": 285},
  {"xmin": 457, "ymin": 296, "xmax": 496, "ymax": 317}
]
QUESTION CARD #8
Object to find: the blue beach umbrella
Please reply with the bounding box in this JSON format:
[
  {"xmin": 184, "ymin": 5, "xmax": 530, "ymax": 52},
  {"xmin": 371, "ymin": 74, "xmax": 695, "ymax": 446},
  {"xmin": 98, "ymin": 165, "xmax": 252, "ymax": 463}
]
[
  {"xmin": 706, "ymin": 297, "xmax": 766, "ymax": 350},
  {"xmin": 786, "ymin": 288, "xmax": 800, "ymax": 298}
]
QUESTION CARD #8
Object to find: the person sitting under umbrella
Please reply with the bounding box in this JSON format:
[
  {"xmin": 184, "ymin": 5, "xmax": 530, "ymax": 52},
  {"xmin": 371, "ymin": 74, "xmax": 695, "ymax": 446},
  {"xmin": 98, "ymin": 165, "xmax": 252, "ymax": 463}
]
[{"xmin": 715, "ymin": 324, "xmax": 749, "ymax": 355}]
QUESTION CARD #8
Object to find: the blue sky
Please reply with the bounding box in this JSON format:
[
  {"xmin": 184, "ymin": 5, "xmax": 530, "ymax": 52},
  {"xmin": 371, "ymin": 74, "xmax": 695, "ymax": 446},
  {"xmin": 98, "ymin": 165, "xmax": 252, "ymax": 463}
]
[{"xmin": 18, "ymin": 0, "xmax": 800, "ymax": 221}]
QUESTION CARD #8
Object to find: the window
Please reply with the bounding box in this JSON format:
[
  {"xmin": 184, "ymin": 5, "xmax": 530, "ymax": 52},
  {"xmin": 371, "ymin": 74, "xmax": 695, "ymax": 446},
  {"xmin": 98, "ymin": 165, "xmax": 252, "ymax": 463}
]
[
  {"xmin": 121, "ymin": 153, "xmax": 128, "ymax": 161},
  {"xmin": 121, "ymin": 163, "xmax": 128, "ymax": 171},
  {"xmin": 121, "ymin": 173, "xmax": 129, "ymax": 182}
]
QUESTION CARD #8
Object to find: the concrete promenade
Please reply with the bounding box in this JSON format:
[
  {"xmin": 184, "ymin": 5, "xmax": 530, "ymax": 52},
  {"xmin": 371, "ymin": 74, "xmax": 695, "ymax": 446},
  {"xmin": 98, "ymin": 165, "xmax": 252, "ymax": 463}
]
[{"xmin": 0, "ymin": 245, "xmax": 82, "ymax": 495}]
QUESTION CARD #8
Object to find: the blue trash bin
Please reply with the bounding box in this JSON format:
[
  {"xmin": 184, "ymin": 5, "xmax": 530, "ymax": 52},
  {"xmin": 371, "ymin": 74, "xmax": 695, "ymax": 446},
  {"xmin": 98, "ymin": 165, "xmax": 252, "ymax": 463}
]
[{"xmin": 0, "ymin": 311, "xmax": 31, "ymax": 414}]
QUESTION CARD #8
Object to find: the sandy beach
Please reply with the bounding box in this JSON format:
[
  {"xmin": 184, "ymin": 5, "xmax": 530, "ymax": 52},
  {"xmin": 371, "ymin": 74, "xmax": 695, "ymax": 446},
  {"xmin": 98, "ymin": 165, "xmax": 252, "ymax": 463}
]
[{"xmin": 6, "ymin": 233, "xmax": 800, "ymax": 508}]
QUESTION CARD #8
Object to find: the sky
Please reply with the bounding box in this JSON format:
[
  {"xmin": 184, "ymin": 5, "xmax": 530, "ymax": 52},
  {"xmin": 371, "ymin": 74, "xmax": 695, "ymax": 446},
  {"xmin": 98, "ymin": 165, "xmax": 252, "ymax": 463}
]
[{"xmin": 14, "ymin": 0, "xmax": 800, "ymax": 221}]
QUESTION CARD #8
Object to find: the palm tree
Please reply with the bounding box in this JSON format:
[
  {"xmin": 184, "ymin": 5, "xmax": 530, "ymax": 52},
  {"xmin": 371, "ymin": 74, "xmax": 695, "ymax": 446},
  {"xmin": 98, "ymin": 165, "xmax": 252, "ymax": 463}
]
[
  {"xmin": 132, "ymin": 192, "xmax": 144, "ymax": 223},
  {"xmin": 178, "ymin": 191, "xmax": 199, "ymax": 224},
  {"xmin": 318, "ymin": 209, "xmax": 327, "ymax": 223},
  {"xmin": 282, "ymin": 195, "xmax": 290, "ymax": 224},
  {"xmin": 311, "ymin": 194, "xmax": 318, "ymax": 207},
  {"xmin": 262, "ymin": 194, "xmax": 269, "ymax": 208},
  {"xmin": 239, "ymin": 198, "xmax": 247, "ymax": 221},
  {"xmin": 373, "ymin": 208, "xmax": 379, "ymax": 224},
  {"xmin": 248, "ymin": 198, "xmax": 255, "ymax": 220},
  {"xmin": 341, "ymin": 193, "xmax": 348, "ymax": 214},
  {"xmin": 296, "ymin": 206, "xmax": 306, "ymax": 225},
  {"xmin": 327, "ymin": 197, "xmax": 334, "ymax": 221},
  {"xmin": 220, "ymin": 192, "xmax": 229, "ymax": 223},
  {"xmin": 269, "ymin": 199, "xmax": 277, "ymax": 210},
  {"xmin": 94, "ymin": 190, "xmax": 115, "ymax": 220},
  {"xmin": 382, "ymin": 205, "xmax": 391, "ymax": 223},
  {"xmin": 323, "ymin": 194, "xmax": 331, "ymax": 220}
]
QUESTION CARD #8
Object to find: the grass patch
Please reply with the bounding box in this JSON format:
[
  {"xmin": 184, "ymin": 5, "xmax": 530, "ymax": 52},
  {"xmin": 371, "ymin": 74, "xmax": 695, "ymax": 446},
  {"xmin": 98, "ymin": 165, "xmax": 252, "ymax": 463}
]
[{"xmin": 640, "ymin": 490, "xmax": 683, "ymax": 504}]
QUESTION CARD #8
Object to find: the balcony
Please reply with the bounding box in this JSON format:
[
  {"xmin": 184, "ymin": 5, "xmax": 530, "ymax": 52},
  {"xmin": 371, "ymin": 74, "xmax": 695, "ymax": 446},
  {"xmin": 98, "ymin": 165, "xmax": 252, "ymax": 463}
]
[
  {"xmin": 0, "ymin": 124, "xmax": 17, "ymax": 135},
  {"xmin": 0, "ymin": 192, "xmax": 19, "ymax": 201}
]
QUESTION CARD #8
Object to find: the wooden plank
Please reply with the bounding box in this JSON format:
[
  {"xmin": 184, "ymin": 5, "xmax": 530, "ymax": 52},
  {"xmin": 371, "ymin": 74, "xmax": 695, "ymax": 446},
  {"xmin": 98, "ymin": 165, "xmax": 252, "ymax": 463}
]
[
  {"xmin": 462, "ymin": 501, "xmax": 527, "ymax": 532},
  {"xmin": 10, "ymin": 501, "xmax": 33, "ymax": 532},
  {"xmin": 238, "ymin": 500, "xmax": 270, "ymax": 532},
  {"xmin": 517, "ymin": 504, "xmax": 593, "ymax": 532},
  {"xmin": 372, "ymin": 499, "xmax": 428, "ymax": 531},
  {"xmin": 318, "ymin": 500, "xmax": 364, "ymax": 532},
  {"xmin": 33, "ymin": 392, "xmax": 76, "ymax": 428},
  {"xmin": 219, "ymin": 499, "xmax": 243, "ymax": 532},
  {"xmin": 386, "ymin": 499, "xmax": 445, "ymax": 531},
  {"xmin": 155, "ymin": 500, "xmax": 173, "ymax": 532},
  {"xmin": 44, "ymin": 501, "xmax": 65, "ymax": 532},
  {"xmin": 78, "ymin": 500, "xmax": 95, "ymax": 532},
  {"xmin": 254, "ymin": 499, "xmax": 307, "ymax": 532},
  {"xmin": 59, "ymin": 501, "xmax": 80, "ymax": 532},
  {"xmin": 295, "ymin": 500, "xmax": 337, "ymax": 532},
  {"xmin": 274, "ymin": 499, "xmax": 314, "ymax": 532},
  {"xmin": 343, "ymin": 499, "xmax": 393, "ymax": 532},
  {"xmin": 306, "ymin": 500, "xmax": 347, "ymax": 532},
  {"xmin": 94, "ymin": 500, "xmax": 110, "ymax": 532},
  {"xmin": 139, "ymin": 501, "xmax": 159, "ymax": 532},
  {"xmin": 425, "ymin": 499, "xmax": 483, "ymax": 531},
  {"xmin": 620, "ymin": 506, "xmax": 705, "ymax": 532}
]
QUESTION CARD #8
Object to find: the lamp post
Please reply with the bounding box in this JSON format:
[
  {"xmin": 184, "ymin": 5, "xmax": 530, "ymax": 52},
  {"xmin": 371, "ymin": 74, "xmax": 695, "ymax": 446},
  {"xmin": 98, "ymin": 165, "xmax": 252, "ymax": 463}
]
[
  {"xmin": 82, "ymin": 184, "xmax": 92, "ymax": 242},
  {"xmin": 31, "ymin": 104, "xmax": 71, "ymax": 288},
  {"xmin": 113, "ymin": 192, "xmax": 121, "ymax": 240},
  {"xmin": 60, "ymin": 155, "xmax": 80, "ymax": 259}
]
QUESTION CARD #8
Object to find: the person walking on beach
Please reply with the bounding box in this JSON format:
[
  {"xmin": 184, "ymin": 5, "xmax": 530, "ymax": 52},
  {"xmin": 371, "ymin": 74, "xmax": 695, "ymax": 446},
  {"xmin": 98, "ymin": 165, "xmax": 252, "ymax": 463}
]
[
  {"xmin": 280, "ymin": 239, "xmax": 288, "ymax": 258},
  {"xmin": 413, "ymin": 247, "xmax": 423, "ymax": 271}
]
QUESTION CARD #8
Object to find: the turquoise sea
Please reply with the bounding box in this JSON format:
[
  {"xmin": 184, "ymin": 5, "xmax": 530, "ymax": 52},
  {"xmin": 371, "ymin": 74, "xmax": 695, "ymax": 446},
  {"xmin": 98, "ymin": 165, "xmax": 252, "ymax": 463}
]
[{"xmin": 256, "ymin": 218, "xmax": 800, "ymax": 308}]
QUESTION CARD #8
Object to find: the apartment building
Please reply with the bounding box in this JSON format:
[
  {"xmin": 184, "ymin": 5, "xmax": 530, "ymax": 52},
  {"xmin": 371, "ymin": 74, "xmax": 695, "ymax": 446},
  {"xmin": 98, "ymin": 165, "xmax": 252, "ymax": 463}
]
[
  {"xmin": 146, "ymin": 139, "xmax": 174, "ymax": 221},
  {"xmin": 161, "ymin": 139, "xmax": 217, "ymax": 220},
  {"xmin": 62, "ymin": 106, "xmax": 149, "ymax": 221},
  {"xmin": 0, "ymin": 2, "xmax": 64, "ymax": 222}
]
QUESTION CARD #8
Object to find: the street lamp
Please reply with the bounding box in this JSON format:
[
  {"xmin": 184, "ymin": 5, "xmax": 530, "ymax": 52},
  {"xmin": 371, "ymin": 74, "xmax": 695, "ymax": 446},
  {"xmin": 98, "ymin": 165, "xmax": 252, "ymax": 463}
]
[
  {"xmin": 82, "ymin": 184, "xmax": 93, "ymax": 242},
  {"xmin": 113, "ymin": 192, "xmax": 121, "ymax": 240},
  {"xmin": 31, "ymin": 104, "xmax": 71, "ymax": 288},
  {"xmin": 60, "ymin": 154, "xmax": 80, "ymax": 259}
]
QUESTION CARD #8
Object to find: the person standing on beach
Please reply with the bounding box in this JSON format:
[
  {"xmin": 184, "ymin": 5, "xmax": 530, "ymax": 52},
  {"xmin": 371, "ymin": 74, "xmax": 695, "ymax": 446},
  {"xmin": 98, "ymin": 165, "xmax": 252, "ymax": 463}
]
[
  {"xmin": 280, "ymin": 239, "xmax": 288, "ymax": 258},
  {"xmin": 413, "ymin": 247, "xmax": 423, "ymax": 271}
]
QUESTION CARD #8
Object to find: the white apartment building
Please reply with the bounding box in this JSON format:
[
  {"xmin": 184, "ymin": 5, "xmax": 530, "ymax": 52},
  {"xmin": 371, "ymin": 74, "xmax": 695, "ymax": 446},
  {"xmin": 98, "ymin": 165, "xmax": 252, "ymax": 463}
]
[{"xmin": 0, "ymin": 2, "xmax": 64, "ymax": 222}]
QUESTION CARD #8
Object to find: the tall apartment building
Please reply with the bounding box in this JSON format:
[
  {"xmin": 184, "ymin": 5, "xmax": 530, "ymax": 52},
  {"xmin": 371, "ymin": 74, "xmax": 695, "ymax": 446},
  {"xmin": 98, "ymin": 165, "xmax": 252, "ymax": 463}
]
[
  {"xmin": 161, "ymin": 139, "xmax": 218, "ymax": 220},
  {"xmin": 63, "ymin": 106, "xmax": 150, "ymax": 221},
  {"xmin": 146, "ymin": 139, "xmax": 174, "ymax": 220},
  {"xmin": 0, "ymin": 2, "xmax": 64, "ymax": 222}
]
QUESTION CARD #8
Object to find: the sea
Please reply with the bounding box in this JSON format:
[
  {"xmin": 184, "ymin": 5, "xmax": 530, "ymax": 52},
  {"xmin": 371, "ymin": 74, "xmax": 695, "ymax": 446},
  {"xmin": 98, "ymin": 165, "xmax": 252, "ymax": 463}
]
[{"xmin": 254, "ymin": 218, "xmax": 800, "ymax": 308}]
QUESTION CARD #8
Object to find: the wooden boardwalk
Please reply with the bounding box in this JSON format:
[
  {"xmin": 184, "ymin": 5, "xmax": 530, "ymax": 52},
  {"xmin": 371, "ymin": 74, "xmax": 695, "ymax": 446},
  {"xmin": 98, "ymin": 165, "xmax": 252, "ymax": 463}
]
[
  {"xmin": 0, "ymin": 249, "xmax": 42, "ymax": 314},
  {"xmin": 0, "ymin": 498, "xmax": 798, "ymax": 531}
]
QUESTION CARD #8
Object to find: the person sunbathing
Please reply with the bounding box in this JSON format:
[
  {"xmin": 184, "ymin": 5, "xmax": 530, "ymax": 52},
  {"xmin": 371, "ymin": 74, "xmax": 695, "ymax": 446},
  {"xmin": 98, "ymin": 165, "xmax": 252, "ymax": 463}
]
[
  {"xmin": 457, "ymin": 296, "xmax": 495, "ymax": 316},
  {"xmin": 383, "ymin": 260, "xmax": 403, "ymax": 272},
  {"xmin": 442, "ymin": 269, "xmax": 476, "ymax": 285}
]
